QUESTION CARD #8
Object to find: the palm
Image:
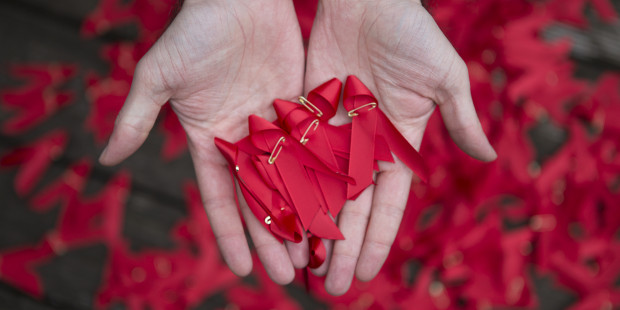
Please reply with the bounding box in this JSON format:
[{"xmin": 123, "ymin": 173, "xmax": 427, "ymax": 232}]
[
  {"xmin": 307, "ymin": 2, "xmax": 470, "ymax": 140},
  {"xmin": 304, "ymin": 0, "xmax": 496, "ymax": 295},
  {"xmin": 100, "ymin": 0, "xmax": 306, "ymax": 282},
  {"xmin": 150, "ymin": 0, "xmax": 304, "ymax": 150}
]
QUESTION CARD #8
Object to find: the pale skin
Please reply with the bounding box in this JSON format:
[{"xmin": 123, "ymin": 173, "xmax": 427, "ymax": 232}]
[{"xmin": 99, "ymin": 0, "xmax": 496, "ymax": 296}]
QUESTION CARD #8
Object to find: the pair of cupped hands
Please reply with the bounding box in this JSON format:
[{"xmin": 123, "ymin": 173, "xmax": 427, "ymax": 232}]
[{"xmin": 99, "ymin": 0, "xmax": 496, "ymax": 295}]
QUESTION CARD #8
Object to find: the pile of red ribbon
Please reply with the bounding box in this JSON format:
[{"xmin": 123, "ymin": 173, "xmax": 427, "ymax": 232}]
[{"xmin": 215, "ymin": 76, "xmax": 428, "ymax": 268}]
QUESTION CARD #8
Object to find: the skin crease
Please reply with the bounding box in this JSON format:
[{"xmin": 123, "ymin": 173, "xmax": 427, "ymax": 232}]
[{"xmin": 99, "ymin": 0, "xmax": 497, "ymax": 294}]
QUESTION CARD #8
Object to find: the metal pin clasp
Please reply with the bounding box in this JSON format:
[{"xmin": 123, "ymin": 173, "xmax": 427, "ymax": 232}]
[
  {"xmin": 300, "ymin": 119, "xmax": 319, "ymax": 145},
  {"xmin": 347, "ymin": 102, "xmax": 377, "ymax": 117},
  {"xmin": 298, "ymin": 96, "xmax": 323, "ymax": 117},
  {"xmin": 268, "ymin": 137, "xmax": 285, "ymax": 164}
]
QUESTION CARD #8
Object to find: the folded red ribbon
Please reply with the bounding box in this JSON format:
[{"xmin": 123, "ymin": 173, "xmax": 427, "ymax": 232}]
[
  {"xmin": 214, "ymin": 76, "xmax": 428, "ymax": 268},
  {"xmin": 343, "ymin": 75, "xmax": 429, "ymax": 199},
  {"xmin": 248, "ymin": 114, "xmax": 352, "ymax": 240},
  {"xmin": 274, "ymin": 79, "xmax": 348, "ymax": 217},
  {"xmin": 215, "ymin": 136, "xmax": 304, "ymax": 243}
]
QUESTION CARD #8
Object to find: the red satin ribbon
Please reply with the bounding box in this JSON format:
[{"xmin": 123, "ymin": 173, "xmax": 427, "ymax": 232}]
[
  {"xmin": 273, "ymin": 78, "xmax": 347, "ymax": 268},
  {"xmin": 307, "ymin": 235, "xmax": 326, "ymax": 269},
  {"xmin": 304, "ymin": 77, "xmax": 341, "ymax": 121},
  {"xmin": 248, "ymin": 115, "xmax": 352, "ymax": 240},
  {"xmin": 281, "ymin": 110, "xmax": 342, "ymax": 196},
  {"xmin": 343, "ymin": 75, "xmax": 429, "ymax": 199},
  {"xmin": 274, "ymin": 80, "xmax": 349, "ymax": 216},
  {"xmin": 214, "ymin": 76, "xmax": 429, "ymax": 269},
  {"xmin": 215, "ymin": 137, "xmax": 304, "ymax": 243}
]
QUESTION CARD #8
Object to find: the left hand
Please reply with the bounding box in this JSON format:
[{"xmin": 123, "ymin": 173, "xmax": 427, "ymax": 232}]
[{"xmin": 304, "ymin": 0, "xmax": 497, "ymax": 295}]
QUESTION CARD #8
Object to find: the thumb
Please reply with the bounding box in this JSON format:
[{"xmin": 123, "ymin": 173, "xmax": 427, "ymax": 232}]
[
  {"xmin": 436, "ymin": 58, "xmax": 497, "ymax": 162},
  {"xmin": 99, "ymin": 61, "xmax": 171, "ymax": 166}
]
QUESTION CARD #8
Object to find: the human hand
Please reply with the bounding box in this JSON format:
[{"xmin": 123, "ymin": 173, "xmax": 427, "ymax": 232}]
[
  {"xmin": 304, "ymin": 0, "xmax": 497, "ymax": 295},
  {"xmin": 98, "ymin": 0, "xmax": 306, "ymax": 284}
]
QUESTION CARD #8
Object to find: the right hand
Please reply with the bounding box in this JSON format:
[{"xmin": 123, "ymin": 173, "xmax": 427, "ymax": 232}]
[{"xmin": 99, "ymin": 0, "xmax": 307, "ymax": 284}]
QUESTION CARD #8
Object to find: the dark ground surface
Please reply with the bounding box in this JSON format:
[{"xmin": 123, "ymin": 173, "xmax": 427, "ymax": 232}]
[{"xmin": 0, "ymin": 0, "xmax": 619, "ymax": 309}]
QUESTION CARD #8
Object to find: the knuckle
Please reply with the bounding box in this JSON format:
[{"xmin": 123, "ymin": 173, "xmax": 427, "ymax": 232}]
[
  {"xmin": 454, "ymin": 56, "xmax": 468, "ymax": 74},
  {"xmin": 114, "ymin": 117, "xmax": 150, "ymax": 143},
  {"xmin": 134, "ymin": 55, "xmax": 170, "ymax": 100},
  {"xmin": 445, "ymin": 57, "xmax": 469, "ymax": 85},
  {"xmin": 203, "ymin": 196, "xmax": 235, "ymax": 211},
  {"xmin": 435, "ymin": 56, "xmax": 472, "ymax": 106},
  {"xmin": 214, "ymin": 230, "xmax": 244, "ymax": 245},
  {"xmin": 253, "ymin": 241, "xmax": 277, "ymax": 253},
  {"xmin": 333, "ymin": 249, "xmax": 360, "ymax": 263},
  {"xmin": 452, "ymin": 57, "xmax": 472, "ymax": 88},
  {"xmin": 119, "ymin": 117, "xmax": 148, "ymax": 133},
  {"xmin": 375, "ymin": 201, "xmax": 406, "ymax": 222},
  {"xmin": 133, "ymin": 58, "xmax": 153, "ymax": 82},
  {"xmin": 365, "ymin": 238, "xmax": 393, "ymax": 253},
  {"xmin": 340, "ymin": 207, "xmax": 371, "ymax": 223}
]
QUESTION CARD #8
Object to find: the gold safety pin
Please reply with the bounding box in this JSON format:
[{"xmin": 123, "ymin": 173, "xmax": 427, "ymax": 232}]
[
  {"xmin": 347, "ymin": 102, "xmax": 377, "ymax": 117},
  {"xmin": 234, "ymin": 165, "xmax": 272, "ymax": 226},
  {"xmin": 300, "ymin": 119, "xmax": 319, "ymax": 145},
  {"xmin": 268, "ymin": 137, "xmax": 286, "ymax": 164},
  {"xmin": 298, "ymin": 96, "xmax": 323, "ymax": 117}
]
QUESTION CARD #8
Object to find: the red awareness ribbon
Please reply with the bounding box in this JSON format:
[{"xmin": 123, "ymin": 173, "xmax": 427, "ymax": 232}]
[
  {"xmin": 273, "ymin": 79, "xmax": 346, "ymax": 268},
  {"xmin": 307, "ymin": 235, "xmax": 327, "ymax": 269},
  {"xmin": 0, "ymin": 130, "xmax": 68, "ymax": 196},
  {"xmin": 275, "ymin": 99, "xmax": 348, "ymax": 217},
  {"xmin": 214, "ymin": 77, "xmax": 429, "ymax": 269},
  {"xmin": 215, "ymin": 136, "xmax": 304, "ymax": 243},
  {"xmin": 274, "ymin": 80, "xmax": 350, "ymax": 217},
  {"xmin": 343, "ymin": 75, "xmax": 429, "ymax": 199},
  {"xmin": 248, "ymin": 115, "xmax": 353, "ymax": 240}
]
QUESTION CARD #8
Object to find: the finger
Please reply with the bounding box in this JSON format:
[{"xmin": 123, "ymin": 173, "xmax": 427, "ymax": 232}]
[
  {"xmin": 99, "ymin": 61, "xmax": 171, "ymax": 166},
  {"xmin": 356, "ymin": 159, "xmax": 412, "ymax": 281},
  {"xmin": 237, "ymin": 184, "xmax": 296, "ymax": 285},
  {"xmin": 325, "ymin": 187, "xmax": 374, "ymax": 296},
  {"xmin": 285, "ymin": 233, "xmax": 309, "ymax": 269},
  {"xmin": 309, "ymin": 238, "xmax": 333, "ymax": 276},
  {"xmin": 436, "ymin": 59, "xmax": 497, "ymax": 162},
  {"xmin": 189, "ymin": 142, "xmax": 253, "ymax": 277}
]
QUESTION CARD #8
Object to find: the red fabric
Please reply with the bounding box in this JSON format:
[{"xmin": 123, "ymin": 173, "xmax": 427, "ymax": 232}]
[
  {"xmin": 0, "ymin": 130, "xmax": 68, "ymax": 196},
  {"xmin": 343, "ymin": 75, "xmax": 429, "ymax": 199},
  {"xmin": 215, "ymin": 77, "xmax": 430, "ymax": 269},
  {"xmin": 0, "ymin": 64, "xmax": 75, "ymax": 134}
]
